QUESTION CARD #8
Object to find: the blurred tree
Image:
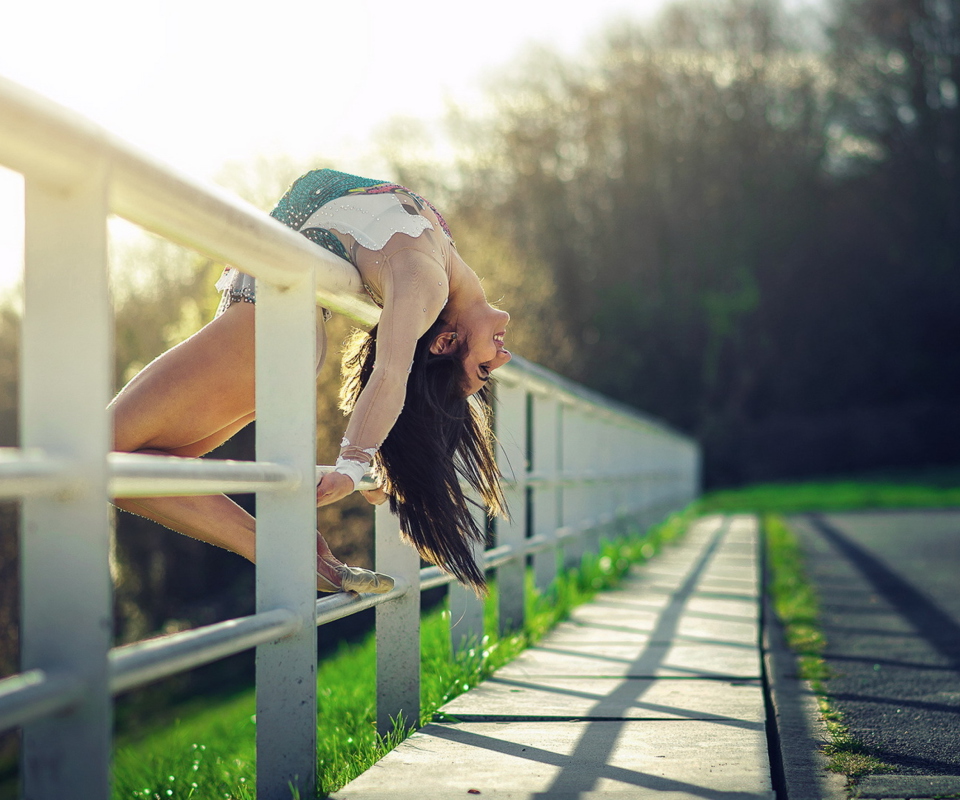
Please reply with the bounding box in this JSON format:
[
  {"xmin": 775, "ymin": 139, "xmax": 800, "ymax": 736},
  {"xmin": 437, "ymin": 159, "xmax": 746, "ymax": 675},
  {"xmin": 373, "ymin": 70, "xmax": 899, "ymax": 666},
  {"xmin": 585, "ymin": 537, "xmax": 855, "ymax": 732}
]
[
  {"xmin": 826, "ymin": 0, "xmax": 960, "ymax": 403},
  {"xmin": 448, "ymin": 0, "xmax": 835, "ymax": 481},
  {"xmin": 433, "ymin": 0, "xmax": 960, "ymax": 484},
  {"xmin": 373, "ymin": 115, "xmax": 576, "ymax": 370}
]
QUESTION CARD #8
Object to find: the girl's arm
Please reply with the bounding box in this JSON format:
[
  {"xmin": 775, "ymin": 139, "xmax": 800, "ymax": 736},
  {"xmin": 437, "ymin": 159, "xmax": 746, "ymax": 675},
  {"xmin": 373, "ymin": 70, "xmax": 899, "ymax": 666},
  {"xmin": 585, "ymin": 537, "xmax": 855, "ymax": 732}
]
[{"xmin": 316, "ymin": 256, "xmax": 447, "ymax": 506}]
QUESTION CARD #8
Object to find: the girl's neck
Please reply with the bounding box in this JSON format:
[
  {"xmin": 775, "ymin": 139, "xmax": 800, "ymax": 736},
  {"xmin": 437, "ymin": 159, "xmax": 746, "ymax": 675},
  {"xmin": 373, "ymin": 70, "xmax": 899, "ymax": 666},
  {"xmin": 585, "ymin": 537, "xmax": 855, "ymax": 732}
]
[{"xmin": 446, "ymin": 257, "xmax": 485, "ymax": 319}]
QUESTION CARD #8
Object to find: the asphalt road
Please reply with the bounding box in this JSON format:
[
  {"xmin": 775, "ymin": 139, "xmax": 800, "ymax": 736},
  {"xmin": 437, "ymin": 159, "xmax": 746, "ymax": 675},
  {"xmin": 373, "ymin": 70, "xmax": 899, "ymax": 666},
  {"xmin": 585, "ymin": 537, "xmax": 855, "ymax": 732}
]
[{"xmin": 790, "ymin": 510, "xmax": 960, "ymax": 776}]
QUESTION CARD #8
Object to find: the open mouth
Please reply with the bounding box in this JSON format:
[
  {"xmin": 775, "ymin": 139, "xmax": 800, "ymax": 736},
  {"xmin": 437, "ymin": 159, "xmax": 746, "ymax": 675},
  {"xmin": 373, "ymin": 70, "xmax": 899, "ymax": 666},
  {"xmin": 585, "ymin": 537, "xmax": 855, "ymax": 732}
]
[{"xmin": 491, "ymin": 332, "xmax": 512, "ymax": 366}]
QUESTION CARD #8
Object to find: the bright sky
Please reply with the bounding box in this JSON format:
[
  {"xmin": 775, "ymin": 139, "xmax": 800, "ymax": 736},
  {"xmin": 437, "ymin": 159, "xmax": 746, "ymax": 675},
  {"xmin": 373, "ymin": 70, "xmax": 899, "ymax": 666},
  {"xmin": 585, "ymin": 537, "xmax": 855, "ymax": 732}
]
[{"xmin": 0, "ymin": 0, "xmax": 666, "ymax": 293}]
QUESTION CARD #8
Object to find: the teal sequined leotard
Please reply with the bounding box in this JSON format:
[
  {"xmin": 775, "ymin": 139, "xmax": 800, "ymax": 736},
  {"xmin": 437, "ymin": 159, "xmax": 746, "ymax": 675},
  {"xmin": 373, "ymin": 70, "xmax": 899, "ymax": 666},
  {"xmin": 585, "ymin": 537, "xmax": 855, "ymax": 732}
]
[{"xmin": 216, "ymin": 169, "xmax": 453, "ymax": 313}]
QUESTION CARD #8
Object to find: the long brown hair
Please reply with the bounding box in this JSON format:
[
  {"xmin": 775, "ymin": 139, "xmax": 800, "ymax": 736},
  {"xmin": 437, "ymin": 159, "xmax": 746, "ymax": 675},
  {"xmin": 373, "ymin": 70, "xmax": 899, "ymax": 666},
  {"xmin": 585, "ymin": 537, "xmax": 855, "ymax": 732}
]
[{"xmin": 339, "ymin": 318, "xmax": 507, "ymax": 594}]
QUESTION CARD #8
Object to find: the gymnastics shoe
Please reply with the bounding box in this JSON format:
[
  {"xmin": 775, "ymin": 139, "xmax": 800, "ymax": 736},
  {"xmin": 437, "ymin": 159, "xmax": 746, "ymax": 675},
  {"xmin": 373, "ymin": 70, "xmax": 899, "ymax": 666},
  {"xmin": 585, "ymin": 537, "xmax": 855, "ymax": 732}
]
[{"xmin": 335, "ymin": 564, "xmax": 395, "ymax": 594}]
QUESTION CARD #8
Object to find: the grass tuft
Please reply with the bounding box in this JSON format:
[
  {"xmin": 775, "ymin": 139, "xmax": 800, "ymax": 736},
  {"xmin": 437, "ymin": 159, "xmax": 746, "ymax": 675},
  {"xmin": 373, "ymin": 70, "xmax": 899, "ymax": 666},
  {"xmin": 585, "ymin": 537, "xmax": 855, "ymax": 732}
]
[
  {"xmin": 820, "ymin": 705, "xmax": 893, "ymax": 781},
  {"xmin": 764, "ymin": 514, "xmax": 826, "ymax": 681}
]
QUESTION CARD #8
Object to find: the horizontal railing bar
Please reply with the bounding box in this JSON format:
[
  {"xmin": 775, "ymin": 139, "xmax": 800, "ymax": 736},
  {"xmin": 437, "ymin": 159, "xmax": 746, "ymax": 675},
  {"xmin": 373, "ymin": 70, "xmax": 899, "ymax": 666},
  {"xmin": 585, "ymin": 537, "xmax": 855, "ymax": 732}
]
[
  {"xmin": 519, "ymin": 533, "xmax": 551, "ymax": 555},
  {"xmin": 498, "ymin": 355, "xmax": 692, "ymax": 440},
  {"xmin": 2, "ymin": 513, "xmax": 621, "ymax": 730},
  {"xmin": 0, "ymin": 78, "xmax": 693, "ymax": 453},
  {"xmin": 109, "ymin": 608, "xmax": 300, "ymax": 695},
  {"xmin": 0, "ymin": 447, "xmax": 76, "ymax": 498},
  {"xmin": 418, "ymin": 567, "xmax": 456, "ymax": 591},
  {"xmin": 419, "ymin": 542, "xmax": 518, "ymax": 591},
  {"xmin": 315, "ymin": 578, "xmax": 411, "ymax": 626},
  {"xmin": 7, "ymin": 502, "xmax": 670, "ymax": 723},
  {"xmin": 0, "ymin": 669, "xmax": 85, "ymax": 733},
  {"xmin": 417, "ymin": 515, "xmax": 643, "ymax": 590},
  {"xmin": 0, "ymin": 75, "xmax": 379, "ymax": 325},
  {"xmin": 110, "ymin": 582, "xmax": 414, "ymax": 697},
  {"xmin": 483, "ymin": 543, "xmax": 517, "ymax": 570},
  {"xmin": 109, "ymin": 452, "xmax": 300, "ymax": 497},
  {"xmin": 315, "ymin": 466, "xmax": 381, "ymax": 493},
  {"xmin": 514, "ymin": 471, "xmax": 686, "ymax": 488},
  {"xmin": 0, "ymin": 451, "xmax": 387, "ymax": 499},
  {"xmin": 6, "ymin": 446, "xmax": 681, "ymax": 499}
]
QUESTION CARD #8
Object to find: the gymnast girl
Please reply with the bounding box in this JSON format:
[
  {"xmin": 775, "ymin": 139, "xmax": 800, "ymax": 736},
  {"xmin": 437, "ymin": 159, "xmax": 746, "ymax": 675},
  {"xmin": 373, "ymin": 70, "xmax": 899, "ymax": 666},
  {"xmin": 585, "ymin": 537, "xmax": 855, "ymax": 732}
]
[{"xmin": 110, "ymin": 169, "xmax": 511, "ymax": 594}]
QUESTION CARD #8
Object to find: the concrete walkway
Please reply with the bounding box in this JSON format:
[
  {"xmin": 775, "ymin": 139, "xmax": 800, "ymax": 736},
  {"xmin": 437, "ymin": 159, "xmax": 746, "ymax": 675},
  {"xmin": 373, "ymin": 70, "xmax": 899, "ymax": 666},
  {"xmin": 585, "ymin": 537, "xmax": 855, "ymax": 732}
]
[{"xmin": 332, "ymin": 515, "xmax": 774, "ymax": 800}]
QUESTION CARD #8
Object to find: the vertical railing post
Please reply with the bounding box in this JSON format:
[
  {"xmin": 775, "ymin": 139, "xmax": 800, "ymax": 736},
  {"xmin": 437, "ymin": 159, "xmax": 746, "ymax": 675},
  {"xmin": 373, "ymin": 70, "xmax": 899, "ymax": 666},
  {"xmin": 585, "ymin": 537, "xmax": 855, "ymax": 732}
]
[
  {"xmin": 605, "ymin": 424, "xmax": 620, "ymax": 527},
  {"xmin": 555, "ymin": 402, "xmax": 568, "ymax": 568},
  {"xmin": 586, "ymin": 416, "xmax": 606, "ymax": 554},
  {"xmin": 494, "ymin": 381, "xmax": 527, "ymax": 634},
  {"xmin": 255, "ymin": 274, "xmax": 318, "ymax": 800},
  {"xmin": 376, "ymin": 502, "xmax": 420, "ymax": 737},
  {"xmin": 561, "ymin": 407, "xmax": 586, "ymax": 570},
  {"xmin": 531, "ymin": 394, "xmax": 559, "ymax": 594},
  {"xmin": 448, "ymin": 521, "xmax": 485, "ymax": 654},
  {"xmin": 689, "ymin": 440, "xmax": 702, "ymax": 506},
  {"xmin": 20, "ymin": 168, "xmax": 113, "ymax": 799},
  {"xmin": 630, "ymin": 429, "xmax": 643, "ymax": 525},
  {"xmin": 631, "ymin": 427, "xmax": 649, "ymax": 530}
]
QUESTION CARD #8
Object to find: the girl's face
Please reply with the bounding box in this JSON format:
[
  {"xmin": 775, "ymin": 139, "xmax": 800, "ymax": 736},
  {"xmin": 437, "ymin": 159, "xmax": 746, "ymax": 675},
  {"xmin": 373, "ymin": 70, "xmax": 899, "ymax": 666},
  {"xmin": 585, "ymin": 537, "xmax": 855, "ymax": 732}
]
[
  {"xmin": 459, "ymin": 303, "xmax": 511, "ymax": 396},
  {"xmin": 430, "ymin": 302, "xmax": 511, "ymax": 396}
]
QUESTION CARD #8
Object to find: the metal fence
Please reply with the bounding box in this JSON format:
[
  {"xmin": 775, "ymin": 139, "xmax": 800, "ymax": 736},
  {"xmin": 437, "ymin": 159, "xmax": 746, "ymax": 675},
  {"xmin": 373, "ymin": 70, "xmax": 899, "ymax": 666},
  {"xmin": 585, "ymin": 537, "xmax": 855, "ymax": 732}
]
[{"xmin": 0, "ymin": 75, "xmax": 700, "ymax": 800}]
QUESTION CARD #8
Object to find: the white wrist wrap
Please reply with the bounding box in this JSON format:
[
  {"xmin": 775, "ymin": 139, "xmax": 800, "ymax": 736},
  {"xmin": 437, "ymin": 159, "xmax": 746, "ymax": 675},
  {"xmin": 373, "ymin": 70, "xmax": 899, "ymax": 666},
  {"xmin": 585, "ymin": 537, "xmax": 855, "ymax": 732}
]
[{"xmin": 334, "ymin": 457, "xmax": 368, "ymax": 490}]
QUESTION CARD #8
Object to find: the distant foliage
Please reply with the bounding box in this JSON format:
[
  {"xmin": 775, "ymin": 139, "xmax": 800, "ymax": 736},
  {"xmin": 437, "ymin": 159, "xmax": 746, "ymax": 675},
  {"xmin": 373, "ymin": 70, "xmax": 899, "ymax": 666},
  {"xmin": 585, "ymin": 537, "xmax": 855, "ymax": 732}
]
[{"xmin": 439, "ymin": 0, "xmax": 960, "ymax": 485}]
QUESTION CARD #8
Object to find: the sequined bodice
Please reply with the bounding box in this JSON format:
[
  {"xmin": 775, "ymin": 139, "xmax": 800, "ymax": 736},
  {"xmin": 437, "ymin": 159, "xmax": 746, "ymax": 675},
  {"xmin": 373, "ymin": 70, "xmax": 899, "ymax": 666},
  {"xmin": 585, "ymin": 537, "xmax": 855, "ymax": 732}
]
[{"xmin": 271, "ymin": 169, "xmax": 453, "ymax": 308}]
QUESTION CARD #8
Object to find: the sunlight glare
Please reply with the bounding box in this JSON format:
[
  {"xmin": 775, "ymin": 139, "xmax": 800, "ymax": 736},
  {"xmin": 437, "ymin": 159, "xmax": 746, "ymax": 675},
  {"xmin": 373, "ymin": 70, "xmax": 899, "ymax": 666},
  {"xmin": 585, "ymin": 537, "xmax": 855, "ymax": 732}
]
[{"xmin": 0, "ymin": 0, "xmax": 665, "ymax": 291}]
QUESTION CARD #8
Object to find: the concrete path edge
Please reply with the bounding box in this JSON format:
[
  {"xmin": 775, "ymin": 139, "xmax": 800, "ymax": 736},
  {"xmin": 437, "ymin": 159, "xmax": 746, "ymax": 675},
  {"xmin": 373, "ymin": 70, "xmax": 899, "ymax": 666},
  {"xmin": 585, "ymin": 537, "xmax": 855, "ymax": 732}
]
[{"xmin": 763, "ymin": 591, "xmax": 847, "ymax": 800}]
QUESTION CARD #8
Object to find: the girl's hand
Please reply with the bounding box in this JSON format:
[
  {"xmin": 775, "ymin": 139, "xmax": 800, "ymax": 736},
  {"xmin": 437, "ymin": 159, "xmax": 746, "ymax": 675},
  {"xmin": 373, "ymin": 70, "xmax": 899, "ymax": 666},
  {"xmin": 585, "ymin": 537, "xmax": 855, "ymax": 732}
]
[
  {"xmin": 360, "ymin": 486, "xmax": 389, "ymax": 506},
  {"xmin": 316, "ymin": 471, "xmax": 356, "ymax": 507}
]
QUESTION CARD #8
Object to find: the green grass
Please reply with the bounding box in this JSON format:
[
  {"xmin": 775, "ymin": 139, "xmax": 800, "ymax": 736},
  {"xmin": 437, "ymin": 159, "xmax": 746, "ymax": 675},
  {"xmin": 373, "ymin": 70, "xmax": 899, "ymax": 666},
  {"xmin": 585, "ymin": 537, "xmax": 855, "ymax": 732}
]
[
  {"xmin": 763, "ymin": 512, "xmax": 894, "ymax": 786},
  {"xmin": 697, "ymin": 477, "xmax": 960, "ymax": 515},
  {"xmin": 764, "ymin": 513, "xmax": 828, "ymax": 684},
  {"xmin": 111, "ymin": 509, "xmax": 693, "ymax": 799}
]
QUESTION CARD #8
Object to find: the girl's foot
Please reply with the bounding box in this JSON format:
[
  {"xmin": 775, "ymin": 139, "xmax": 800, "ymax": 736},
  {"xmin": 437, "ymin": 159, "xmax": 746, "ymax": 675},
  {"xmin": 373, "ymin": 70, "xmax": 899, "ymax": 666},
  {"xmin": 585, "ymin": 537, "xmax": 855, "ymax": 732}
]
[
  {"xmin": 316, "ymin": 532, "xmax": 395, "ymax": 594},
  {"xmin": 334, "ymin": 563, "xmax": 395, "ymax": 594}
]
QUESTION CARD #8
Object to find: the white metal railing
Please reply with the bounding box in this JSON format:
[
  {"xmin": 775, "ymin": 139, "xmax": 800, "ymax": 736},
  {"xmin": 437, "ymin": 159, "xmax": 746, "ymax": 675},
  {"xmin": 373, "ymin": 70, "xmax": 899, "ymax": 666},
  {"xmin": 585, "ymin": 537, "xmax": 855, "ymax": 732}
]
[{"xmin": 0, "ymin": 74, "xmax": 700, "ymax": 800}]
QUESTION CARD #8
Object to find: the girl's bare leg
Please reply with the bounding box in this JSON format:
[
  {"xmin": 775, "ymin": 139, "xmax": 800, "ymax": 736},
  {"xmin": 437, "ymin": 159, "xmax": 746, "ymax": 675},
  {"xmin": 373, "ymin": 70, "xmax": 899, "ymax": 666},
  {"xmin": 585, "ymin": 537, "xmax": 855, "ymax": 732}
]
[
  {"xmin": 110, "ymin": 302, "xmax": 378, "ymax": 590},
  {"xmin": 111, "ymin": 303, "xmax": 262, "ymax": 555}
]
